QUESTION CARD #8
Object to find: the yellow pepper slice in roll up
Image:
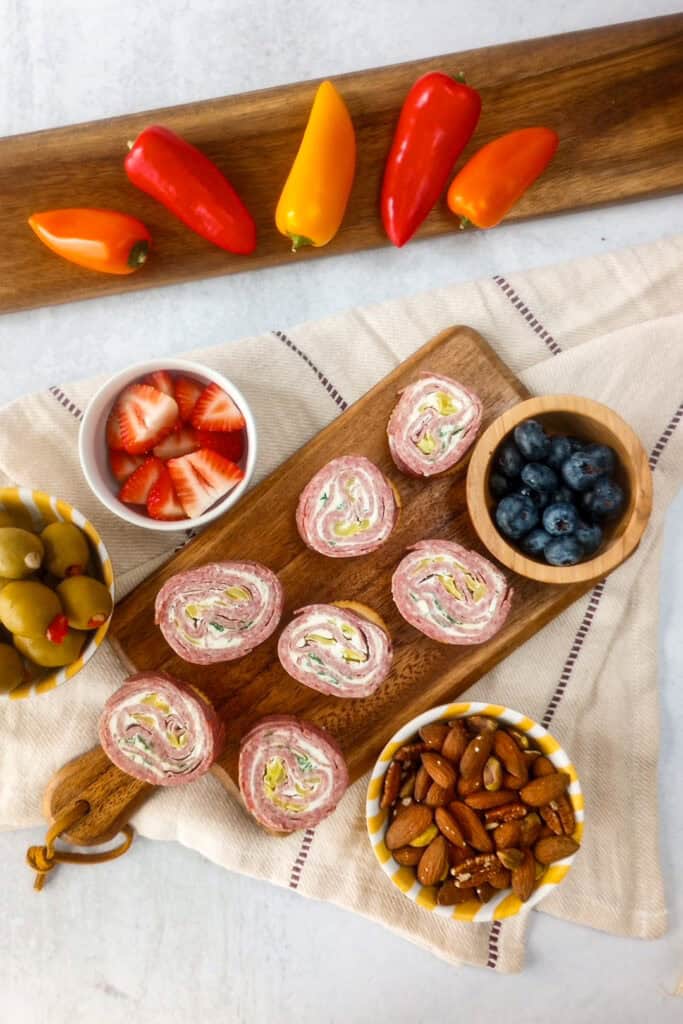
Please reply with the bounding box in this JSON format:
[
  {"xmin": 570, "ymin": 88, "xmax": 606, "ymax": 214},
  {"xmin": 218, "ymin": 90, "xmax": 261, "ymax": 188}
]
[{"xmin": 276, "ymin": 80, "xmax": 356, "ymax": 252}]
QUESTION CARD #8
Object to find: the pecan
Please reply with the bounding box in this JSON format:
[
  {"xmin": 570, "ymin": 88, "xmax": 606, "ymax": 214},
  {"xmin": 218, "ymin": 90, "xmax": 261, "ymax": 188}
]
[
  {"xmin": 493, "ymin": 730, "xmax": 528, "ymax": 786},
  {"xmin": 437, "ymin": 879, "xmax": 473, "ymax": 905},
  {"xmin": 460, "ymin": 731, "xmax": 495, "ymax": 781},
  {"xmin": 520, "ymin": 772, "xmax": 570, "ymax": 807},
  {"xmin": 511, "ymin": 848, "xmax": 536, "ymax": 902},
  {"xmin": 534, "ymin": 835, "xmax": 580, "ymax": 864},
  {"xmin": 518, "ymin": 812, "xmax": 542, "ymax": 847},
  {"xmin": 475, "ymin": 883, "xmax": 496, "ymax": 903},
  {"xmin": 442, "ymin": 719, "xmax": 469, "ymax": 762},
  {"xmin": 380, "ymin": 761, "xmax": 401, "ymax": 809},
  {"xmin": 449, "ymin": 801, "xmax": 493, "ymax": 852},
  {"xmin": 484, "ymin": 802, "xmax": 527, "ymax": 824},
  {"xmin": 489, "ymin": 865, "xmax": 512, "ymax": 889},
  {"xmin": 465, "ymin": 789, "xmax": 516, "ymax": 811},
  {"xmin": 392, "ymin": 845, "xmax": 422, "ymax": 866},
  {"xmin": 452, "ymin": 853, "xmax": 499, "ymax": 888},
  {"xmin": 483, "ymin": 756, "xmax": 503, "ymax": 792},
  {"xmin": 421, "ymin": 752, "xmax": 457, "ymax": 790},
  {"xmin": 538, "ymin": 821, "xmax": 557, "ymax": 839},
  {"xmin": 493, "ymin": 820, "xmax": 523, "ymax": 850},
  {"xmin": 414, "ymin": 765, "xmax": 431, "ymax": 802},
  {"xmin": 417, "ymin": 835, "xmax": 450, "ymax": 886},
  {"xmin": 434, "ymin": 807, "xmax": 467, "ymax": 848},
  {"xmin": 553, "ymin": 794, "xmax": 576, "ymax": 835},
  {"xmin": 394, "ymin": 741, "xmax": 428, "ymax": 762},
  {"xmin": 399, "ymin": 769, "xmax": 416, "ymax": 799},
  {"xmin": 419, "ymin": 723, "xmax": 449, "ymax": 751},
  {"xmin": 448, "ymin": 841, "xmax": 475, "ymax": 866},
  {"xmin": 424, "ymin": 782, "xmax": 455, "ymax": 807}
]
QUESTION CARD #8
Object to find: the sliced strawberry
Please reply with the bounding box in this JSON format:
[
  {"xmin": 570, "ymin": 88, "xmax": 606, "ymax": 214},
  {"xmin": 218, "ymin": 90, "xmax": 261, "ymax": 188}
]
[
  {"xmin": 119, "ymin": 457, "xmax": 166, "ymax": 505},
  {"xmin": 147, "ymin": 467, "xmax": 186, "ymax": 521},
  {"xmin": 174, "ymin": 376, "xmax": 204, "ymax": 423},
  {"xmin": 109, "ymin": 450, "xmax": 146, "ymax": 483},
  {"xmin": 168, "ymin": 449, "xmax": 244, "ymax": 519},
  {"xmin": 143, "ymin": 370, "xmax": 175, "ymax": 397},
  {"xmin": 191, "ymin": 383, "xmax": 246, "ymax": 432},
  {"xmin": 194, "ymin": 429, "xmax": 245, "ymax": 463},
  {"xmin": 106, "ymin": 406, "xmax": 126, "ymax": 451},
  {"xmin": 116, "ymin": 383, "xmax": 179, "ymax": 455},
  {"xmin": 152, "ymin": 426, "xmax": 200, "ymax": 461}
]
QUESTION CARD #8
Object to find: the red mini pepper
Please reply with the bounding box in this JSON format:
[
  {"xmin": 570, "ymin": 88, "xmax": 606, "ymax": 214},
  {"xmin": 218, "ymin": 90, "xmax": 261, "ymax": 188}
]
[
  {"xmin": 447, "ymin": 127, "xmax": 559, "ymax": 229},
  {"xmin": 381, "ymin": 72, "xmax": 481, "ymax": 247},
  {"xmin": 46, "ymin": 614, "xmax": 69, "ymax": 645},
  {"xmin": 125, "ymin": 125, "xmax": 257, "ymax": 254}
]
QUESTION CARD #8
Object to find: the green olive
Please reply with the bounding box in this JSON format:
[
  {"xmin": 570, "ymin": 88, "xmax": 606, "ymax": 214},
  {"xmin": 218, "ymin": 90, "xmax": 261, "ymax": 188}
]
[
  {"xmin": 40, "ymin": 523, "xmax": 90, "ymax": 579},
  {"xmin": 0, "ymin": 577, "xmax": 11, "ymax": 593},
  {"xmin": 0, "ymin": 642, "xmax": 25, "ymax": 692},
  {"xmin": 57, "ymin": 576, "xmax": 113, "ymax": 631},
  {"xmin": 14, "ymin": 630, "xmax": 86, "ymax": 668},
  {"xmin": 0, "ymin": 508, "xmax": 36, "ymax": 532},
  {"xmin": 0, "ymin": 581, "xmax": 62, "ymax": 638},
  {"xmin": 0, "ymin": 527, "xmax": 44, "ymax": 579}
]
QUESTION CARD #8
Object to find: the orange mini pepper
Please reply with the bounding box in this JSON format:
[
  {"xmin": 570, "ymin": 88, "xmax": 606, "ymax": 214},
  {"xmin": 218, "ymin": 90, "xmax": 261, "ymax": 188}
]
[
  {"xmin": 276, "ymin": 80, "xmax": 356, "ymax": 251},
  {"xmin": 447, "ymin": 127, "xmax": 559, "ymax": 229},
  {"xmin": 28, "ymin": 208, "xmax": 151, "ymax": 274}
]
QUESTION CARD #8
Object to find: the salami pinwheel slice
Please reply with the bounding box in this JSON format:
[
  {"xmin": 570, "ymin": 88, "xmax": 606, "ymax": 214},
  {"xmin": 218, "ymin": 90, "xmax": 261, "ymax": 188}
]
[
  {"xmin": 387, "ymin": 372, "xmax": 483, "ymax": 477},
  {"xmin": 277, "ymin": 601, "xmax": 392, "ymax": 698},
  {"xmin": 239, "ymin": 715, "xmax": 349, "ymax": 832},
  {"xmin": 296, "ymin": 455, "xmax": 399, "ymax": 558},
  {"xmin": 392, "ymin": 539, "xmax": 512, "ymax": 644},
  {"xmin": 98, "ymin": 672, "xmax": 224, "ymax": 786},
  {"xmin": 155, "ymin": 561, "xmax": 284, "ymax": 664}
]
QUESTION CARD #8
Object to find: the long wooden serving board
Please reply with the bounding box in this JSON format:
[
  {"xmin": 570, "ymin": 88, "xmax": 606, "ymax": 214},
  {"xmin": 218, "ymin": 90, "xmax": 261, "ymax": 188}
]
[{"xmin": 3, "ymin": 15, "xmax": 683, "ymax": 314}]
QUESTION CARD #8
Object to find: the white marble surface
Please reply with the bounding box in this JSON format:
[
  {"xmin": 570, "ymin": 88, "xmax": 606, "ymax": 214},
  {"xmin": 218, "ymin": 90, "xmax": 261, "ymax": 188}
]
[{"xmin": 1, "ymin": 1, "xmax": 682, "ymax": 1021}]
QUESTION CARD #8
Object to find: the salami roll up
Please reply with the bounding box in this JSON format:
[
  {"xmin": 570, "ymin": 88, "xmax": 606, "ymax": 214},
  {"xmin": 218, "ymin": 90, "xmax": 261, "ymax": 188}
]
[
  {"xmin": 296, "ymin": 455, "xmax": 399, "ymax": 558},
  {"xmin": 155, "ymin": 561, "xmax": 284, "ymax": 664},
  {"xmin": 239, "ymin": 715, "xmax": 349, "ymax": 832},
  {"xmin": 98, "ymin": 672, "xmax": 224, "ymax": 786},
  {"xmin": 387, "ymin": 372, "xmax": 483, "ymax": 477},
  {"xmin": 392, "ymin": 539, "xmax": 512, "ymax": 644},
  {"xmin": 277, "ymin": 601, "xmax": 392, "ymax": 698}
]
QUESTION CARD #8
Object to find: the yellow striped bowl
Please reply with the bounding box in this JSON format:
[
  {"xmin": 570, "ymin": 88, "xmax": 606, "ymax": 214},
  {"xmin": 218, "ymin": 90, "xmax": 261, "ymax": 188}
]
[
  {"xmin": 366, "ymin": 701, "xmax": 584, "ymax": 922},
  {"xmin": 0, "ymin": 488, "xmax": 115, "ymax": 699}
]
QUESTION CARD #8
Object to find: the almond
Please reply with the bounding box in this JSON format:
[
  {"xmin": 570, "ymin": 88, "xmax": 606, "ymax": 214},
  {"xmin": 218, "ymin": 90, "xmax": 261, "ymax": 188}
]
[
  {"xmin": 380, "ymin": 761, "xmax": 401, "ymax": 809},
  {"xmin": 493, "ymin": 820, "xmax": 522, "ymax": 849},
  {"xmin": 534, "ymin": 835, "xmax": 580, "ymax": 864},
  {"xmin": 518, "ymin": 812, "xmax": 542, "ymax": 847},
  {"xmin": 414, "ymin": 765, "xmax": 431, "ymax": 802},
  {"xmin": 533, "ymin": 755, "xmax": 556, "ymax": 778},
  {"xmin": 460, "ymin": 731, "xmax": 495, "ymax": 781},
  {"xmin": 392, "ymin": 845, "xmax": 422, "ymax": 866},
  {"xmin": 424, "ymin": 782, "xmax": 455, "ymax": 807},
  {"xmin": 421, "ymin": 751, "xmax": 457, "ymax": 790},
  {"xmin": 483, "ymin": 756, "xmax": 503, "ymax": 791},
  {"xmin": 465, "ymin": 789, "xmax": 516, "ymax": 811},
  {"xmin": 437, "ymin": 879, "xmax": 473, "ymax": 905},
  {"xmin": 489, "ymin": 865, "xmax": 512, "ymax": 889},
  {"xmin": 442, "ymin": 720, "xmax": 469, "ymax": 762},
  {"xmin": 417, "ymin": 834, "xmax": 449, "ymax": 886},
  {"xmin": 434, "ymin": 807, "xmax": 467, "ymax": 848},
  {"xmin": 385, "ymin": 803, "xmax": 433, "ymax": 850},
  {"xmin": 496, "ymin": 848, "xmax": 524, "ymax": 870},
  {"xmin": 538, "ymin": 823, "xmax": 556, "ymax": 839},
  {"xmin": 475, "ymin": 883, "xmax": 496, "ymax": 903},
  {"xmin": 419, "ymin": 723, "xmax": 449, "ymax": 751},
  {"xmin": 503, "ymin": 772, "xmax": 526, "ymax": 790},
  {"xmin": 511, "ymin": 848, "xmax": 536, "ymax": 902},
  {"xmin": 452, "ymin": 853, "xmax": 499, "ymax": 888},
  {"xmin": 466, "ymin": 715, "xmax": 498, "ymax": 734},
  {"xmin": 457, "ymin": 775, "xmax": 483, "ymax": 798},
  {"xmin": 508, "ymin": 728, "xmax": 530, "ymax": 750},
  {"xmin": 524, "ymin": 749, "xmax": 541, "ymax": 765},
  {"xmin": 520, "ymin": 772, "xmax": 570, "ymax": 807},
  {"xmin": 484, "ymin": 802, "xmax": 527, "ymax": 824},
  {"xmin": 394, "ymin": 741, "xmax": 428, "ymax": 762},
  {"xmin": 449, "ymin": 801, "xmax": 494, "ymax": 853},
  {"xmin": 493, "ymin": 730, "xmax": 529, "ymax": 786}
]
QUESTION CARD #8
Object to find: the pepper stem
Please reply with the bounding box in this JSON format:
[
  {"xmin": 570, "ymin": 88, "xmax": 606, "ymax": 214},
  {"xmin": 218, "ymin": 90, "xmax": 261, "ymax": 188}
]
[
  {"xmin": 455, "ymin": 70, "xmax": 467, "ymax": 84},
  {"xmin": 127, "ymin": 240, "xmax": 149, "ymax": 269},
  {"xmin": 459, "ymin": 217, "xmax": 470, "ymax": 231},
  {"xmin": 126, "ymin": 140, "xmax": 134, "ymax": 151},
  {"xmin": 289, "ymin": 234, "xmax": 313, "ymax": 254}
]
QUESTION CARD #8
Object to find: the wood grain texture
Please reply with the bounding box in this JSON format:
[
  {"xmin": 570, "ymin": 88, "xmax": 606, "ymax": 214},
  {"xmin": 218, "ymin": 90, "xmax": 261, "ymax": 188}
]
[
  {"xmin": 2, "ymin": 15, "xmax": 682, "ymax": 314},
  {"xmin": 466, "ymin": 395, "xmax": 653, "ymax": 584}
]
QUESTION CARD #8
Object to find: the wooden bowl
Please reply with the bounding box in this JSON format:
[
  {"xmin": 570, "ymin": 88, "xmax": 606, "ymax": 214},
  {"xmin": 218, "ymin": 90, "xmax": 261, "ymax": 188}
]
[{"xmin": 465, "ymin": 395, "xmax": 652, "ymax": 584}]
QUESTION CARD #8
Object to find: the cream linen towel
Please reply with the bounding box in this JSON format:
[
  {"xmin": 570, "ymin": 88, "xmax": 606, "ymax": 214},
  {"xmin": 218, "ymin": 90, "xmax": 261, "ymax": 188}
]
[{"xmin": 1, "ymin": 235, "xmax": 682, "ymax": 974}]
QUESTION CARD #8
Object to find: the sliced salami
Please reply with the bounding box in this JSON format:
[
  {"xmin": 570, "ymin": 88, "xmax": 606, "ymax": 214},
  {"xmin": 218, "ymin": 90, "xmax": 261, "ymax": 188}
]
[
  {"xmin": 154, "ymin": 561, "xmax": 284, "ymax": 664},
  {"xmin": 277, "ymin": 601, "xmax": 392, "ymax": 698},
  {"xmin": 98, "ymin": 672, "xmax": 224, "ymax": 786},
  {"xmin": 239, "ymin": 715, "xmax": 349, "ymax": 832},
  {"xmin": 296, "ymin": 455, "xmax": 399, "ymax": 558},
  {"xmin": 391, "ymin": 539, "xmax": 512, "ymax": 644},
  {"xmin": 387, "ymin": 372, "xmax": 483, "ymax": 477}
]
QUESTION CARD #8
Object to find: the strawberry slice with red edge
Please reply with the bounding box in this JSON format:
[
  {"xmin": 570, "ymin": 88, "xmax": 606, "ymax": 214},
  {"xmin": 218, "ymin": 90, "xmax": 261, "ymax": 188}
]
[
  {"xmin": 194, "ymin": 429, "xmax": 245, "ymax": 463},
  {"xmin": 109, "ymin": 450, "xmax": 146, "ymax": 483},
  {"xmin": 167, "ymin": 448, "xmax": 244, "ymax": 519},
  {"xmin": 116, "ymin": 383, "xmax": 179, "ymax": 455},
  {"xmin": 119, "ymin": 457, "xmax": 166, "ymax": 505},
  {"xmin": 153, "ymin": 426, "xmax": 200, "ymax": 460},
  {"xmin": 174, "ymin": 376, "xmax": 204, "ymax": 423},
  {"xmin": 191, "ymin": 383, "xmax": 246, "ymax": 432},
  {"xmin": 147, "ymin": 467, "xmax": 186, "ymax": 521},
  {"xmin": 143, "ymin": 370, "xmax": 175, "ymax": 397},
  {"xmin": 106, "ymin": 407, "xmax": 126, "ymax": 451}
]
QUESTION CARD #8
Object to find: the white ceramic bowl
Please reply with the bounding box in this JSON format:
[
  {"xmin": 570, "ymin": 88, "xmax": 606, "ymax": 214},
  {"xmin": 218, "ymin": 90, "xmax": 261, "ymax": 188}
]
[
  {"xmin": 367, "ymin": 700, "xmax": 584, "ymax": 922},
  {"xmin": 79, "ymin": 358, "xmax": 257, "ymax": 532}
]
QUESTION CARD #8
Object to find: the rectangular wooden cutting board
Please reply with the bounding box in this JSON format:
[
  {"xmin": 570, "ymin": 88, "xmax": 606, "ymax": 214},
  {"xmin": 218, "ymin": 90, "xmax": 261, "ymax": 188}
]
[
  {"xmin": 110, "ymin": 326, "xmax": 597, "ymax": 786},
  {"xmin": 2, "ymin": 14, "xmax": 682, "ymax": 314}
]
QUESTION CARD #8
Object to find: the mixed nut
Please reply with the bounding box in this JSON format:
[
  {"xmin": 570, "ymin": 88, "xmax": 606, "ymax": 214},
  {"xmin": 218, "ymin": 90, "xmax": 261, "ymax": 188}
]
[{"xmin": 381, "ymin": 715, "xmax": 580, "ymax": 906}]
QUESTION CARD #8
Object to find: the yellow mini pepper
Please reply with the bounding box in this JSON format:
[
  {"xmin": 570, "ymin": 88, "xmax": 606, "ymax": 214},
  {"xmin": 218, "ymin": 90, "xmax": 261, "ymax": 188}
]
[{"xmin": 276, "ymin": 80, "xmax": 356, "ymax": 251}]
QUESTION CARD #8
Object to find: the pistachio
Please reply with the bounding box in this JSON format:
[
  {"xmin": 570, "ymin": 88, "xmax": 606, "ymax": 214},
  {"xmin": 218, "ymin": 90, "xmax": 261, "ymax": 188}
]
[
  {"xmin": 483, "ymin": 756, "xmax": 503, "ymax": 792},
  {"xmin": 496, "ymin": 848, "xmax": 524, "ymax": 870}
]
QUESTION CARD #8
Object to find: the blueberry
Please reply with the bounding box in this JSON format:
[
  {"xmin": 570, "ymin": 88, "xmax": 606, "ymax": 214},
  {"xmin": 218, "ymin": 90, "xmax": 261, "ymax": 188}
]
[
  {"xmin": 545, "ymin": 536, "xmax": 583, "ymax": 566},
  {"xmin": 489, "ymin": 472, "xmax": 509, "ymax": 499},
  {"xmin": 513, "ymin": 419, "xmax": 551, "ymax": 460},
  {"xmin": 546, "ymin": 436, "xmax": 573, "ymax": 471},
  {"xmin": 495, "ymin": 494, "xmax": 539, "ymax": 540},
  {"xmin": 520, "ymin": 527, "xmax": 553, "ymax": 557},
  {"xmin": 543, "ymin": 501, "xmax": 578, "ymax": 536},
  {"xmin": 552, "ymin": 485, "xmax": 574, "ymax": 505},
  {"xmin": 521, "ymin": 462, "xmax": 559, "ymax": 493},
  {"xmin": 582, "ymin": 443, "xmax": 616, "ymax": 476},
  {"xmin": 566, "ymin": 437, "xmax": 585, "ymax": 453},
  {"xmin": 517, "ymin": 485, "xmax": 551, "ymax": 510},
  {"xmin": 561, "ymin": 451, "xmax": 609, "ymax": 491},
  {"xmin": 575, "ymin": 520, "xmax": 603, "ymax": 555},
  {"xmin": 582, "ymin": 477, "xmax": 625, "ymax": 520},
  {"xmin": 496, "ymin": 440, "xmax": 523, "ymax": 479}
]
